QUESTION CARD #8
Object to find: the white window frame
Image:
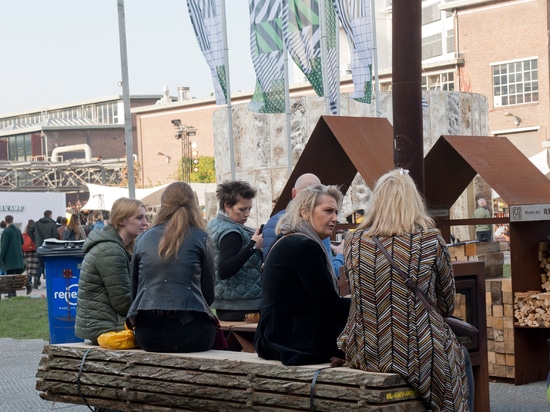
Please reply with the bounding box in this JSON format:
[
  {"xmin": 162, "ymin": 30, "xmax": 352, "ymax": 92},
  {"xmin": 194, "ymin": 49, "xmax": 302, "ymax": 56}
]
[{"xmin": 491, "ymin": 57, "xmax": 538, "ymax": 108}]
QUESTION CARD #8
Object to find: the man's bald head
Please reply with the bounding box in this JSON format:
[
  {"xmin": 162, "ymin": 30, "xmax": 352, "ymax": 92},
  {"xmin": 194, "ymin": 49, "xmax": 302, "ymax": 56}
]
[{"xmin": 292, "ymin": 173, "xmax": 321, "ymax": 198}]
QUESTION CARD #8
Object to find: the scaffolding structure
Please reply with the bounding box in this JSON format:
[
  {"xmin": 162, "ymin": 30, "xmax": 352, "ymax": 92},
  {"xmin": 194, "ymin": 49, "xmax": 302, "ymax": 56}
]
[{"xmin": 0, "ymin": 158, "xmax": 127, "ymax": 192}]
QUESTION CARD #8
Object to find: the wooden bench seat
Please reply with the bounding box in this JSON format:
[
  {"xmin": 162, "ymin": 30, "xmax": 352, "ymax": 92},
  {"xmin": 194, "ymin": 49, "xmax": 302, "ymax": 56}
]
[
  {"xmin": 36, "ymin": 342, "xmax": 424, "ymax": 411},
  {"xmin": 0, "ymin": 274, "xmax": 27, "ymax": 296}
]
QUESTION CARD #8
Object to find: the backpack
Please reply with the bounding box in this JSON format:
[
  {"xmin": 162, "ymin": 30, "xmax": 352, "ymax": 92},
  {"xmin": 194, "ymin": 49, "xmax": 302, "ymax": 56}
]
[
  {"xmin": 22, "ymin": 232, "xmax": 36, "ymax": 252},
  {"xmin": 63, "ymin": 229, "xmax": 76, "ymax": 241}
]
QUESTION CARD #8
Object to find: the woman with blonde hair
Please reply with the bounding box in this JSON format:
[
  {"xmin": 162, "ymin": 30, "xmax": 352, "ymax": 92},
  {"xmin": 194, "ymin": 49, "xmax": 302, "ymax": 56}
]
[
  {"xmin": 255, "ymin": 184, "xmax": 350, "ymax": 365},
  {"xmin": 75, "ymin": 197, "xmax": 148, "ymax": 344},
  {"xmin": 127, "ymin": 182, "xmax": 216, "ymax": 352},
  {"xmin": 337, "ymin": 169, "xmax": 471, "ymax": 411}
]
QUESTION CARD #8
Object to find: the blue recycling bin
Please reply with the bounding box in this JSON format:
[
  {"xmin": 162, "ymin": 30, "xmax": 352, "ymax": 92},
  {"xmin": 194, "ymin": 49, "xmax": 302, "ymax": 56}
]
[{"xmin": 37, "ymin": 239, "xmax": 86, "ymax": 344}]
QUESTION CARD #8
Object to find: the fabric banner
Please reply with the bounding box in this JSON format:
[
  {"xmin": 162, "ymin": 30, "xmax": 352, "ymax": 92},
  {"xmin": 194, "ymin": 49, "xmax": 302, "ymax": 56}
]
[
  {"xmin": 248, "ymin": 0, "xmax": 286, "ymax": 113},
  {"xmin": 332, "ymin": 0, "xmax": 373, "ymax": 103},
  {"xmin": 283, "ymin": 0, "xmax": 339, "ymax": 114},
  {"xmin": 187, "ymin": 0, "xmax": 228, "ymax": 105}
]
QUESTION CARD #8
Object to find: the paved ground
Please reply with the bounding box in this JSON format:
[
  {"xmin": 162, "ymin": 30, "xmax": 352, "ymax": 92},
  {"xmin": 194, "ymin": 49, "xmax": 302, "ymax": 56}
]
[{"xmin": 0, "ymin": 335, "xmax": 548, "ymax": 411}]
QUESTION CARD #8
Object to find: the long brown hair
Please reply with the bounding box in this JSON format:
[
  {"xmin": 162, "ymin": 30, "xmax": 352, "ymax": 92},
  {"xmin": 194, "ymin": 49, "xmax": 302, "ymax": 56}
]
[
  {"xmin": 154, "ymin": 182, "xmax": 205, "ymax": 260},
  {"xmin": 67, "ymin": 214, "xmax": 81, "ymax": 232}
]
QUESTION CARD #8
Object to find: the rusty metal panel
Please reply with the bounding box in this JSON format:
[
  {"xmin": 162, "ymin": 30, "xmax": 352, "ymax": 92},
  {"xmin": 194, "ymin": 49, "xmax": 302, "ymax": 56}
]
[
  {"xmin": 272, "ymin": 116, "xmax": 394, "ymax": 215},
  {"xmin": 425, "ymin": 135, "xmax": 550, "ymax": 208}
]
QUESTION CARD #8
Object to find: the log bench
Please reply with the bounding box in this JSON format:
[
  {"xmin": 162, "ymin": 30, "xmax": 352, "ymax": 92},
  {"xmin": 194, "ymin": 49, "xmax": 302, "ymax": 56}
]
[
  {"xmin": 0, "ymin": 274, "xmax": 27, "ymax": 297},
  {"xmin": 36, "ymin": 343, "xmax": 425, "ymax": 411}
]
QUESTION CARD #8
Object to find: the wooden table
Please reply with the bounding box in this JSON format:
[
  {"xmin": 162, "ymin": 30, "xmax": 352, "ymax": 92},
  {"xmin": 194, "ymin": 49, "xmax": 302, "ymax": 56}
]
[{"xmin": 219, "ymin": 321, "xmax": 257, "ymax": 353}]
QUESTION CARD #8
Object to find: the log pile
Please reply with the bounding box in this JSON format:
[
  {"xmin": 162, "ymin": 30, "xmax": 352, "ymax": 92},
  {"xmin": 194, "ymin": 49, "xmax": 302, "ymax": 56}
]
[
  {"xmin": 513, "ymin": 242, "xmax": 550, "ymax": 327},
  {"xmin": 486, "ymin": 278, "xmax": 515, "ymax": 379},
  {"xmin": 514, "ymin": 291, "xmax": 550, "ymax": 327},
  {"xmin": 36, "ymin": 343, "xmax": 425, "ymax": 411}
]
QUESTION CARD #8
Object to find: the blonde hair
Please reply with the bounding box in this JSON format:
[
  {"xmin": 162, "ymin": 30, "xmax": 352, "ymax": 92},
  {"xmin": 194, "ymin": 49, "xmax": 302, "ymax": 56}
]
[
  {"xmin": 277, "ymin": 184, "xmax": 342, "ymax": 233},
  {"xmin": 154, "ymin": 182, "xmax": 205, "ymax": 260},
  {"xmin": 110, "ymin": 197, "xmax": 146, "ymax": 252},
  {"xmin": 359, "ymin": 169, "xmax": 434, "ymax": 236}
]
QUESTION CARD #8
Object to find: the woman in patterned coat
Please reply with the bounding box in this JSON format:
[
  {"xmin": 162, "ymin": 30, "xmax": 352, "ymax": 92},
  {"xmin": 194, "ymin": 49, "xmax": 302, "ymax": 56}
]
[{"xmin": 337, "ymin": 169, "xmax": 471, "ymax": 411}]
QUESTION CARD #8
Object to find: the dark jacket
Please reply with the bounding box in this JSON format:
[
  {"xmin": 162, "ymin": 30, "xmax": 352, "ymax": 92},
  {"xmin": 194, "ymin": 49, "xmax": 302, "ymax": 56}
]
[
  {"xmin": 75, "ymin": 225, "xmax": 132, "ymax": 344},
  {"xmin": 254, "ymin": 234, "xmax": 350, "ymax": 366},
  {"xmin": 32, "ymin": 216, "xmax": 59, "ymax": 247},
  {"xmin": 127, "ymin": 224, "xmax": 215, "ymax": 316},
  {"xmin": 0, "ymin": 224, "xmax": 24, "ymax": 272}
]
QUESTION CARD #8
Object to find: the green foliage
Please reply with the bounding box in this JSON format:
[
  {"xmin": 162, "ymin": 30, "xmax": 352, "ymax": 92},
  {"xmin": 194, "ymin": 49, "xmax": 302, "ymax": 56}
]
[
  {"xmin": 191, "ymin": 156, "xmax": 216, "ymax": 183},
  {"xmin": 0, "ymin": 296, "xmax": 49, "ymax": 340}
]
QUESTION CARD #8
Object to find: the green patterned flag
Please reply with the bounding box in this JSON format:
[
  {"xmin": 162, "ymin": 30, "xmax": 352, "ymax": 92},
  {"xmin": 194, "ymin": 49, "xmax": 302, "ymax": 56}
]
[
  {"xmin": 187, "ymin": 0, "xmax": 228, "ymax": 105},
  {"xmin": 248, "ymin": 0, "xmax": 286, "ymax": 113},
  {"xmin": 283, "ymin": 0, "xmax": 339, "ymax": 114},
  {"xmin": 332, "ymin": 0, "xmax": 372, "ymax": 103}
]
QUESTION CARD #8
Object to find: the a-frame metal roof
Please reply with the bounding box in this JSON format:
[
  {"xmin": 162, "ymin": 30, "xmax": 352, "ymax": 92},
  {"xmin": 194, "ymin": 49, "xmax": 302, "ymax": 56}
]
[
  {"xmin": 424, "ymin": 135, "xmax": 550, "ymax": 208},
  {"xmin": 272, "ymin": 115, "xmax": 394, "ymax": 214}
]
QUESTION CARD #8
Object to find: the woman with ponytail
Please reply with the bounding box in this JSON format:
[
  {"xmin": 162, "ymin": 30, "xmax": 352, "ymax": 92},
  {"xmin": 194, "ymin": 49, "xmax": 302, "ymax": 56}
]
[{"xmin": 127, "ymin": 182, "xmax": 216, "ymax": 353}]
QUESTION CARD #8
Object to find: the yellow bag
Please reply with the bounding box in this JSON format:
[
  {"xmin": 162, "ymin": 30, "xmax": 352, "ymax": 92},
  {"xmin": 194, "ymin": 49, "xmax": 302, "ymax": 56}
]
[{"xmin": 97, "ymin": 325, "xmax": 137, "ymax": 350}]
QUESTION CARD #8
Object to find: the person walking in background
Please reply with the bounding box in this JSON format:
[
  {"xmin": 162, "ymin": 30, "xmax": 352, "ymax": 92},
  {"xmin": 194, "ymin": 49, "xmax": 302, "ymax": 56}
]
[
  {"xmin": 207, "ymin": 180, "xmax": 263, "ymax": 321},
  {"xmin": 75, "ymin": 198, "xmax": 148, "ymax": 345},
  {"xmin": 83, "ymin": 214, "xmax": 95, "ymax": 236},
  {"xmin": 127, "ymin": 182, "xmax": 217, "ymax": 353},
  {"xmin": 473, "ymin": 197, "xmax": 492, "ymax": 242},
  {"xmin": 56, "ymin": 217, "xmax": 68, "ymax": 239},
  {"xmin": 31, "ymin": 210, "xmax": 59, "ymax": 289},
  {"xmin": 337, "ymin": 169, "xmax": 471, "ymax": 411},
  {"xmin": 254, "ymin": 184, "xmax": 350, "ymax": 365},
  {"xmin": 32, "ymin": 210, "xmax": 59, "ymax": 247},
  {"xmin": 0, "ymin": 221, "xmax": 6, "ymax": 276},
  {"xmin": 0, "ymin": 215, "xmax": 25, "ymax": 298},
  {"xmin": 63, "ymin": 214, "xmax": 87, "ymax": 240},
  {"xmin": 22, "ymin": 219, "xmax": 38, "ymax": 294},
  {"xmin": 262, "ymin": 173, "xmax": 344, "ymax": 277},
  {"xmin": 93, "ymin": 211, "xmax": 105, "ymax": 231}
]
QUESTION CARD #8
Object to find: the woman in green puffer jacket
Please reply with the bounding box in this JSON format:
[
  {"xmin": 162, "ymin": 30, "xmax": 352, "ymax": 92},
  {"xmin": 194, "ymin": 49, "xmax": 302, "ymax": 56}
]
[{"xmin": 75, "ymin": 198, "xmax": 148, "ymax": 344}]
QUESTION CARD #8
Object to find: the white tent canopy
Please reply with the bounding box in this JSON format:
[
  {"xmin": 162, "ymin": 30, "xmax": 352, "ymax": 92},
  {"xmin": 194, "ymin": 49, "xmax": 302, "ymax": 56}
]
[
  {"xmin": 82, "ymin": 183, "xmax": 216, "ymax": 211},
  {"xmin": 528, "ymin": 149, "xmax": 550, "ymax": 176}
]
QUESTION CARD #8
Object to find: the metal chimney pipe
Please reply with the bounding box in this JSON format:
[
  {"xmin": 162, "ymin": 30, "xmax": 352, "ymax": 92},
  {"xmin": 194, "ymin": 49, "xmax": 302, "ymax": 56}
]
[{"xmin": 392, "ymin": 0, "xmax": 424, "ymax": 194}]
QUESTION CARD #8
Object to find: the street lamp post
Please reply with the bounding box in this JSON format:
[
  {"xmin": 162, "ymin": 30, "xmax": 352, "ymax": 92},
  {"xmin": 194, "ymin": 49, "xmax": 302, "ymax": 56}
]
[{"xmin": 171, "ymin": 119, "xmax": 197, "ymax": 183}]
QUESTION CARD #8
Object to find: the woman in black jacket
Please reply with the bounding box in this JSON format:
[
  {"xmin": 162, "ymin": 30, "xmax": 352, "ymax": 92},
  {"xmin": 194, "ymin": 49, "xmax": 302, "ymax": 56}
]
[
  {"xmin": 127, "ymin": 182, "xmax": 216, "ymax": 353},
  {"xmin": 254, "ymin": 184, "xmax": 350, "ymax": 365}
]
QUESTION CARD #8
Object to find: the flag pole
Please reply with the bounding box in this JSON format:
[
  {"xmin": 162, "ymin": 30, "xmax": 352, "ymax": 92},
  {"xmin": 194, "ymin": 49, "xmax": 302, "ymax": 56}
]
[
  {"xmin": 318, "ymin": 0, "xmax": 330, "ymax": 115},
  {"xmin": 370, "ymin": 0, "xmax": 380, "ymax": 116},
  {"xmin": 221, "ymin": 0, "xmax": 235, "ymax": 180},
  {"xmin": 284, "ymin": 35, "xmax": 292, "ymax": 173},
  {"xmin": 116, "ymin": 0, "xmax": 135, "ymax": 198}
]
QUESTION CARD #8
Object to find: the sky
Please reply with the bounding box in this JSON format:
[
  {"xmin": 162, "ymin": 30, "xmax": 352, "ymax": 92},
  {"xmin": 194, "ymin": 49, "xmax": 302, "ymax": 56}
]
[{"xmin": 0, "ymin": 0, "xmax": 257, "ymax": 115}]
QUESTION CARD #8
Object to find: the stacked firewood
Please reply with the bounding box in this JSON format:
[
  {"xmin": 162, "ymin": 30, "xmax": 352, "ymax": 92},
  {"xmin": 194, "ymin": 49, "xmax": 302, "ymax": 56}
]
[
  {"xmin": 513, "ymin": 242, "xmax": 550, "ymax": 327},
  {"xmin": 487, "ymin": 278, "xmax": 515, "ymax": 379}
]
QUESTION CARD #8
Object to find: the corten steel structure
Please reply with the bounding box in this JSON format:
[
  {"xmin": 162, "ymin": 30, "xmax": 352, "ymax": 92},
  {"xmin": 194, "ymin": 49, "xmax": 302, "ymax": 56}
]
[{"xmin": 426, "ymin": 134, "xmax": 550, "ymax": 386}]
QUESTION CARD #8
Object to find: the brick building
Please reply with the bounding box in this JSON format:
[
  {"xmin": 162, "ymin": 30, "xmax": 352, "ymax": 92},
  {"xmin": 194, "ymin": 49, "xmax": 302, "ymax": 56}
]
[{"xmin": 444, "ymin": 0, "xmax": 549, "ymax": 159}]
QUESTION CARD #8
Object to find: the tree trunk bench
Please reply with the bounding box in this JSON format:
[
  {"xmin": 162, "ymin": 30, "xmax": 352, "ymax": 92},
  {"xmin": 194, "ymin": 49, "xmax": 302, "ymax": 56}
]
[
  {"xmin": 36, "ymin": 342, "xmax": 425, "ymax": 411},
  {"xmin": 0, "ymin": 274, "xmax": 27, "ymax": 297}
]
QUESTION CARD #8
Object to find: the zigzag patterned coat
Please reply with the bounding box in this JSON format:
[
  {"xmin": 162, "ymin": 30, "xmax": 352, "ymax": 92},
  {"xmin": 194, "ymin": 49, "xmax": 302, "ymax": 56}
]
[{"xmin": 337, "ymin": 229, "xmax": 469, "ymax": 411}]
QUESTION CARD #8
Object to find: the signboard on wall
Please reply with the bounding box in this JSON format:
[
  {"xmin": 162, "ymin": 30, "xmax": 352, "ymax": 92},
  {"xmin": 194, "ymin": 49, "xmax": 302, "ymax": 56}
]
[
  {"xmin": 510, "ymin": 204, "xmax": 550, "ymax": 222},
  {"xmin": 0, "ymin": 192, "xmax": 66, "ymax": 229}
]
